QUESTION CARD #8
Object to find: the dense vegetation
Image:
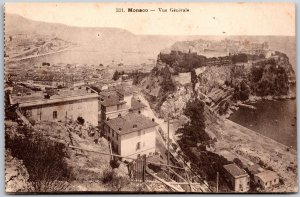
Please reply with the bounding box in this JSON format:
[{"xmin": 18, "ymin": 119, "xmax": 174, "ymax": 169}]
[
  {"xmin": 6, "ymin": 126, "xmax": 71, "ymax": 192},
  {"xmin": 250, "ymin": 58, "xmax": 290, "ymax": 96},
  {"xmin": 176, "ymin": 99, "xmax": 230, "ymax": 190},
  {"xmin": 159, "ymin": 51, "xmax": 206, "ymax": 73}
]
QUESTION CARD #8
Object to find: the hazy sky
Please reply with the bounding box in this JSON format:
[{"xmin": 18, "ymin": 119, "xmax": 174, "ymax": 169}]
[{"xmin": 5, "ymin": 2, "xmax": 295, "ymax": 36}]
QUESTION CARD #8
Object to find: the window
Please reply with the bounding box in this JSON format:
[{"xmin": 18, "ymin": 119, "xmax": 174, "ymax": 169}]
[
  {"xmin": 112, "ymin": 131, "xmax": 114, "ymax": 138},
  {"xmin": 136, "ymin": 142, "xmax": 141, "ymax": 150},
  {"xmin": 143, "ymin": 142, "xmax": 145, "ymax": 147},
  {"xmin": 53, "ymin": 111, "xmax": 57, "ymax": 119}
]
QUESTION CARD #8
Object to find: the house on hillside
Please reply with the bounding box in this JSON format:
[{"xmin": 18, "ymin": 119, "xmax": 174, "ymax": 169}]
[
  {"xmin": 223, "ymin": 163, "xmax": 250, "ymax": 192},
  {"xmin": 10, "ymin": 87, "xmax": 99, "ymax": 126},
  {"xmin": 254, "ymin": 170, "xmax": 279, "ymax": 190},
  {"xmin": 99, "ymin": 91, "xmax": 129, "ymax": 121},
  {"xmin": 129, "ymin": 97, "xmax": 147, "ymax": 115},
  {"xmin": 103, "ymin": 113, "xmax": 158, "ymax": 159},
  {"xmin": 99, "ymin": 87, "xmax": 147, "ymax": 122}
]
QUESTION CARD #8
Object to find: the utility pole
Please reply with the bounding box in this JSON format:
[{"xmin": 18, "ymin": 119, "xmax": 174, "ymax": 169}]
[
  {"xmin": 216, "ymin": 171, "xmax": 219, "ymax": 193},
  {"xmin": 167, "ymin": 113, "xmax": 170, "ymax": 178}
]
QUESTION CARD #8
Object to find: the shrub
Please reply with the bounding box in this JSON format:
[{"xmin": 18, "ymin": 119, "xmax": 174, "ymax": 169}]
[
  {"xmin": 77, "ymin": 117, "xmax": 85, "ymax": 125},
  {"xmin": 102, "ymin": 168, "xmax": 129, "ymax": 191},
  {"xmin": 5, "ymin": 127, "xmax": 71, "ymax": 192},
  {"xmin": 102, "ymin": 170, "xmax": 115, "ymax": 184},
  {"xmin": 110, "ymin": 159, "xmax": 121, "ymax": 169}
]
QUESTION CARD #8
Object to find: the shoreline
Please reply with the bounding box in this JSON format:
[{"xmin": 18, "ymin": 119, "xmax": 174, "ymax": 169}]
[
  {"xmin": 223, "ymin": 95, "xmax": 296, "ymax": 119},
  {"xmin": 207, "ymin": 119, "xmax": 298, "ymax": 192},
  {"xmin": 222, "ymin": 96, "xmax": 296, "ymax": 148}
]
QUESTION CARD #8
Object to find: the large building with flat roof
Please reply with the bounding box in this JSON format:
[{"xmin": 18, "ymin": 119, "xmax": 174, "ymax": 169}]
[{"xmin": 10, "ymin": 87, "xmax": 99, "ymax": 126}]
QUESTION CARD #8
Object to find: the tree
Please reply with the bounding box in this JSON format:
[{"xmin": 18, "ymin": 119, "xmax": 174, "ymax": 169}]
[
  {"xmin": 191, "ymin": 69, "xmax": 197, "ymax": 90},
  {"xmin": 112, "ymin": 71, "xmax": 120, "ymax": 81},
  {"xmin": 77, "ymin": 116, "xmax": 85, "ymax": 125}
]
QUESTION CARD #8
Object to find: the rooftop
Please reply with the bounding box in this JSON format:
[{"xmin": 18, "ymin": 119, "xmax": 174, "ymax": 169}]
[
  {"xmin": 10, "ymin": 87, "xmax": 99, "ymax": 108},
  {"xmin": 247, "ymin": 164, "xmax": 264, "ymax": 175},
  {"xmin": 100, "ymin": 92, "xmax": 126, "ymax": 107},
  {"xmin": 105, "ymin": 113, "xmax": 158, "ymax": 135},
  {"xmin": 255, "ymin": 170, "xmax": 278, "ymax": 183},
  {"xmin": 130, "ymin": 97, "xmax": 147, "ymax": 110},
  {"xmin": 223, "ymin": 163, "xmax": 248, "ymax": 178}
]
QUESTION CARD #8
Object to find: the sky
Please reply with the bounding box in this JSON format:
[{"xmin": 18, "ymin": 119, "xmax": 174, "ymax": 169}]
[{"xmin": 5, "ymin": 2, "xmax": 295, "ymax": 36}]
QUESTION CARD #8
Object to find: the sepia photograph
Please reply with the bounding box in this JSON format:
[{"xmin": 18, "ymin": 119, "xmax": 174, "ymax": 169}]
[{"xmin": 4, "ymin": 2, "xmax": 297, "ymax": 194}]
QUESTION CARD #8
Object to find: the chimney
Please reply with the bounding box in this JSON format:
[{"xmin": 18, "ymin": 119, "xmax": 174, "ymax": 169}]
[{"xmin": 152, "ymin": 118, "xmax": 155, "ymax": 122}]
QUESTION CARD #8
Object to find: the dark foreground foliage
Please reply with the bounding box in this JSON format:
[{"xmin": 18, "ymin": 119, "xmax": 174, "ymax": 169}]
[{"xmin": 6, "ymin": 126, "xmax": 71, "ymax": 192}]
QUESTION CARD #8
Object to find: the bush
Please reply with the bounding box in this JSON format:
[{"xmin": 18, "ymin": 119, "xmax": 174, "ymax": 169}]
[
  {"xmin": 5, "ymin": 127, "xmax": 71, "ymax": 192},
  {"xmin": 102, "ymin": 168, "xmax": 129, "ymax": 191},
  {"xmin": 102, "ymin": 170, "xmax": 115, "ymax": 184},
  {"xmin": 110, "ymin": 159, "xmax": 121, "ymax": 169},
  {"xmin": 77, "ymin": 117, "xmax": 85, "ymax": 125}
]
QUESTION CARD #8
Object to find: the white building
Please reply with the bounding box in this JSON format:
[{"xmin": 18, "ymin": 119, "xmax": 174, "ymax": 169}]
[
  {"xmin": 103, "ymin": 113, "xmax": 158, "ymax": 159},
  {"xmin": 223, "ymin": 163, "xmax": 250, "ymax": 192},
  {"xmin": 254, "ymin": 170, "xmax": 279, "ymax": 190}
]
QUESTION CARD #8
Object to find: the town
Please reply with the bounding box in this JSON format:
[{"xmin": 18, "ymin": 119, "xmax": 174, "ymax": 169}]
[
  {"xmin": 4, "ymin": 6, "xmax": 297, "ymax": 193},
  {"xmin": 5, "ymin": 36, "xmax": 296, "ymax": 193}
]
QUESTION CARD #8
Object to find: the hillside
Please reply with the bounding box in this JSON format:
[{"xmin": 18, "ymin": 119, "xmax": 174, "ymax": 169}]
[
  {"xmin": 139, "ymin": 50, "xmax": 295, "ymax": 121},
  {"xmin": 5, "ymin": 14, "xmax": 177, "ymax": 65}
]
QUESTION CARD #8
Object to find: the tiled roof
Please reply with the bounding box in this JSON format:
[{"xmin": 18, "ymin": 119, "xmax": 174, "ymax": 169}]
[
  {"xmin": 100, "ymin": 92, "xmax": 126, "ymax": 107},
  {"xmin": 255, "ymin": 170, "xmax": 278, "ymax": 183},
  {"xmin": 130, "ymin": 98, "xmax": 146, "ymax": 110},
  {"xmin": 105, "ymin": 113, "xmax": 158, "ymax": 135},
  {"xmin": 223, "ymin": 163, "xmax": 248, "ymax": 177}
]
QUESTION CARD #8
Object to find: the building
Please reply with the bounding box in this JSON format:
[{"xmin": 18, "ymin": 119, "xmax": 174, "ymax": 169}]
[
  {"xmin": 99, "ymin": 91, "xmax": 130, "ymax": 121},
  {"xmin": 10, "ymin": 87, "xmax": 99, "ymax": 126},
  {"xmin": 254, "ymin": 170, "xmax": 279, "ymax": 190},
  {"xmin": 173, "ymin": 72, "xmax": 191, "ymax": 85},
  {"xmin": 246, "ymin": 163, "xmax": 264, "ymax": 178},
  {"xmin": 129, "ymin": 97, "xmax": 147, "ymax": 115},
  {"xmin": 99, "ymin": 86, "xmax": 146, "ymax": 122},
  {"xmin": 223, "ymin": 163, "xmax": 250, "ymax": 192},
  {"xmin": 103, "ymin": 113, "xmax": 158, "ymax": 159}
]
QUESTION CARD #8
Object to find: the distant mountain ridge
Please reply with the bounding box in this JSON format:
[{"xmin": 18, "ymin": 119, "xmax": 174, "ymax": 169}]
[{"xmin": 5, "ymin": 13, "xmax": 295, "ymax": 67}]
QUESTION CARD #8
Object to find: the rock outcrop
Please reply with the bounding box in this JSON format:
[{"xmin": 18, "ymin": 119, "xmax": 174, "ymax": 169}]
[{"xmin": 5, "ymin": 150, "xmax": 31, "ymax": 193}]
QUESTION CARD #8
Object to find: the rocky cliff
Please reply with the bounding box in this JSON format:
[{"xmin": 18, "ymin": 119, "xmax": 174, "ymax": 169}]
[{"xmin": 139, "ymin": 50, "xmax": 295, "ymax": 120}]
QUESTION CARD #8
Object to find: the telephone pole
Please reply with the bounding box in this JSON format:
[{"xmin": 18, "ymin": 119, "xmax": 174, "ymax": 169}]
[
  {"xmin": 216, "ymin": 171, "xmax": 219, "ymax": 192},
  {"xmin": 167, "ymin": 113, "xmax": 170, "ymax": 178}
]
